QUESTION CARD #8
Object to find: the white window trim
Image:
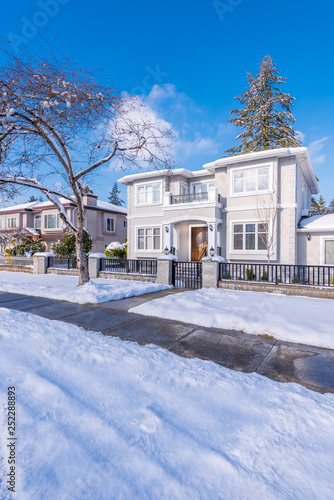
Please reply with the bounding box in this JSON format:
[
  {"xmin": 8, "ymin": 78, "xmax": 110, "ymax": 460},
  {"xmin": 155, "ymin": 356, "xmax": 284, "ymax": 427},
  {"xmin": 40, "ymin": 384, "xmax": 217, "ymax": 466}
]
[
  {"xmin": 106, "ymin": 217, "xmax": 115, "ymax": 233},
  {"xmin": 135, "ymin": 180, "xmax": 162, "ymax": 207},
  {"xmin": 0, "ymin": 218, "xmax": 3, "ymax": 230},
  {"xmin": 230, "ymin": 162, "xmax": 273, "ymax": 198},
  {"xmin": 135, "ymin": 224, "xmax": 162, "ymax": 253},
  {"xmin": 189, "ymin": 181, "xmax": 215, "ymax": 193},
  {"xmin": 45, "ymin": 213, "xmax": 61, "ymax": 229},
  {"xmin": 320, "ymin": 236, "xmax": 334, "ymax": 265},
  {"xmin": 229, "ymin": 219, "xmax": 271, "ymax": 255},
  {"xmin": 7, "ymin": 217, "xmax": 17, "ymax": 229},
  {"xmin": 34, "ymin": 215, "xmax": 41, "ymax": 229}
]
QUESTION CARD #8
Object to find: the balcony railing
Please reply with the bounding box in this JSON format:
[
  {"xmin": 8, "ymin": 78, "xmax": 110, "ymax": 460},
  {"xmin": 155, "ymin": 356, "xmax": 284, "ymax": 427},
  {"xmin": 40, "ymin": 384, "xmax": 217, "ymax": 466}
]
[{"xmin": 171, "ymin": 192, "xmax": 208, "ymax": 204}]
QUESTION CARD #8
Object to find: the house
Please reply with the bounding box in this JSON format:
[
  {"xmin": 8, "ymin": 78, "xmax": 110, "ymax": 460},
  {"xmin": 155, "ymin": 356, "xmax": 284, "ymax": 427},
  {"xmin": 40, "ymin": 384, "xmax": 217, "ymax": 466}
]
[
  {"xmin": 0, "ymin": 193, "xmax": 127, "ymax": 253},
  {"xmin": 118, "ymin": 146, "xmax": 333, "ymax": 265}
]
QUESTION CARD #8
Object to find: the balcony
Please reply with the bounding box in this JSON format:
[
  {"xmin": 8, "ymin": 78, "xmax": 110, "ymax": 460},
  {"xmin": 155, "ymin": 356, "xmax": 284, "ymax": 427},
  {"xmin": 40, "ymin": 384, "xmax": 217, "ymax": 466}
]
[{"xmin": 165, "ymin": 188, "xmax": 223, "ymax": 207}]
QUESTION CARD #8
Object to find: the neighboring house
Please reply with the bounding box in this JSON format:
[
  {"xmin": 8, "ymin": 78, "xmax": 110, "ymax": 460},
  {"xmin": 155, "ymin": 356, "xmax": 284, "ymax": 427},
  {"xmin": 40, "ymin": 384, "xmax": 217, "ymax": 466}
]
[
  {"xmin": 118, "ymin": 146, "xmax": 333, "ymax": 265},
  {"xmin": 0, "ymin": 193, "xmax": 127, "ymax": 253}
]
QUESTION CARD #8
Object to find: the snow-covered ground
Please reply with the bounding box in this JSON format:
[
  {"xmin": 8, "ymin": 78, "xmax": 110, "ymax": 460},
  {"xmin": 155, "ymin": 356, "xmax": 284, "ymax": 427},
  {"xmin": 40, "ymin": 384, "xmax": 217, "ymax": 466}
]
[
  {"xmin": 0, "ymin": 271, "xmax": 169, "ymax": 304},
  {"xmin": 0, "ymin": 308, "xmax": 333, "ymax": 499},
  {"xmin": 131, "ymin": 288, "xmax": 334, "ymax": 349}
]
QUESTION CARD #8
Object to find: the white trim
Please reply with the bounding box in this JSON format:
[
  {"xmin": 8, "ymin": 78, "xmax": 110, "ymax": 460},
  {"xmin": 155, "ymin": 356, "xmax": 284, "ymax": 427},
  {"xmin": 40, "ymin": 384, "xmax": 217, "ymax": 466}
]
[
  {"xmin": 127, "ymin": 213, "xmax": 163, "ymax": 220},
  {"xmin": 230, "ymin": 162, "xmax": 273, "ymax": 198},
  {"xmin": 297, "ymin": 228, "xmax": 334, "ymax": 233},
  {"xmin": 163, "ymin": 202, "xmax": 222, "ymax": 211},
  {"xmin": 134, "ymin": 224, "xmax": 162, "ymax": 253},
  {"xmin": 164, "ymin": 215, "xmax": 223, "ymax": 225},
  {"xmin": 224, "ymin": 203, "xmax": 295, "ymax": 212},
  {"xmin": 0, "ymin": 218, "xmax": 3, "ymax": 230},
  {"xmin": 118, "ymin": 168, "xmax": 210, "ymax": 184},
  {"xmin": 320, "ymin": 236, "xmax": 334, "ymax": 265},
  {"xmin": 106, "ymin": 217, "xmax": 115, "ymax": 233},
  {"xmin": 135, "ymin": 180, "xmax": 162, "ymax": 207}
]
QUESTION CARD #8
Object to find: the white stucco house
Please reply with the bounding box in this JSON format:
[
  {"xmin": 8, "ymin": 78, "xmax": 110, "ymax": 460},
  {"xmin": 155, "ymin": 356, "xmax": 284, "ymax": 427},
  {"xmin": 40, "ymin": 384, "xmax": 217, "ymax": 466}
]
[{"xmin": 118, "ymin": 147, "xmax": 334, "ymax": 266}]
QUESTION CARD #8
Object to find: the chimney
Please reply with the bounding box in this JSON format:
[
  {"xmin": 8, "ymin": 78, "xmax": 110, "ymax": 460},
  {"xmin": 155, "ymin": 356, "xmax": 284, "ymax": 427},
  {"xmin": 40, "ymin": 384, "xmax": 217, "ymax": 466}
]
[{"xmin": 83, "ymin": 193, "xmax": 98, "ymax": 207}]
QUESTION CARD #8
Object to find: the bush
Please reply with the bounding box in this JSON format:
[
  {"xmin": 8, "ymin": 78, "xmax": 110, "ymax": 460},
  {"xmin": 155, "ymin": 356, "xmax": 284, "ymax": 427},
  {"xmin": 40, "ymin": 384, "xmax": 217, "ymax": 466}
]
[
  {"xmin": 5, "ymin": 237, "xmax": 45, "ymax": 256},
  {"xmin": 292, "ymin": 275, "xmax": 299, "ymax": 284},
  {"xmin": 261, "ymin": 271, "xmax": 268, "ymax": 281},
  {"xmin": 104, "ymin": 241, "xmax": 126, "ymax": 259},
  {"xmin": 225, "ymin": 273, "xmax": 230, "ymax": 279},
  {"xmin": 52, "ymin": 230, "xmax": 92, "ymax": 257},
  {"xmin": 246, "ymin": 269, "xmax": 255, "ymax": 281}
]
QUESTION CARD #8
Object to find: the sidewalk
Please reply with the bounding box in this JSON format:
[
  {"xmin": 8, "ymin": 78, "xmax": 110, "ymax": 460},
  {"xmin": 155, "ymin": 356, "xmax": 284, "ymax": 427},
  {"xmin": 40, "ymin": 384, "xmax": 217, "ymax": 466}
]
[{"xmin": 0, "ymin": 289, "xmax": 333, "ymax": 393}]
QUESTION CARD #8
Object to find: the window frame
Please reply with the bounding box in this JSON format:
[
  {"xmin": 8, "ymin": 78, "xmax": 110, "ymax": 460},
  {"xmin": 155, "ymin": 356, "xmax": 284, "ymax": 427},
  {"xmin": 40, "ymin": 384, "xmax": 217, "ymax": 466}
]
[
  {"xmin": 34, "ymin": 215, "xmax": 42, "ymax": 229},
  {"xmin": 45, "ymin": 213, "xmax": 60, "ymax": 230},
  {"xmin": 7, "ymin": 217, "xmax": 17, "ymax": 229},
  {"xmin": 0, "ymin": 218, "xmax": 3, "ymax": 230},
  {"xmin": 123, "ymin": 220, "xmax": 127, "ymax": 228},
  {"xmin": 135, "ymin": 181, "xmax": 162, "ymax": 206},
  {"xmin": 230, "ymin": 220, "xmax": 269, "ymax": 254},
  {"xmin": 230, "ymin": 163, "xmax": 273, "ymax": 197},
  {"xmin": 321, "ymin": 237, "xmax": 334, "ymax": 265},
  {"xmin": 106, "ymin": 217, "xmax": 115, "ymax": 233},
  {"xmin": 190, "ymin": 181, "xmax": 215, "ymax": 194},
  {"xmin": 135, "ymin": 225, "xmax": 162, "ymax": 252}
]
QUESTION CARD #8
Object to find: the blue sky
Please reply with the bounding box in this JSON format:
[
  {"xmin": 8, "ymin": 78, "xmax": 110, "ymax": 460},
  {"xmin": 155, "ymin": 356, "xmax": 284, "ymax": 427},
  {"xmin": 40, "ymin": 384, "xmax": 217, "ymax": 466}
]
[{"xmin": 1, "ymin": 0, "xmax": 334, "ymax": 205}]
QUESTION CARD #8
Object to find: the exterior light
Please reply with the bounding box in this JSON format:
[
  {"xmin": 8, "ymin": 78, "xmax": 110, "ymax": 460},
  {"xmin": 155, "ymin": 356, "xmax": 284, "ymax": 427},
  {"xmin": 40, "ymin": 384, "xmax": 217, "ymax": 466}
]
[
  {"xmin": 165, "ymin": 226, "xmax": 169, "ymax": 233},
  {"xmin": 164, "ymin": 247, "xmax": 169, "ymax": 255},
  {"xmin": 209, "ymin": 224, "xmax": 213, "ymax": 231},
  {"xmin": 307, "ymin": 233, "xmax": 311, "ymax": 241},
  {"xmin": 209, "ymin": 247, "xmax": 215, "ymax": 257}
]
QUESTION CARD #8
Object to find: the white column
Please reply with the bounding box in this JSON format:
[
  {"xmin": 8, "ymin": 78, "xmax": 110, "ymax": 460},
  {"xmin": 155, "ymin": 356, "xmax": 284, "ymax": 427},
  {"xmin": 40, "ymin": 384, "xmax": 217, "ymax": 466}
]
[{"xmin": 163, "ymin": 223, "xmax": 173, "ymax": 252}]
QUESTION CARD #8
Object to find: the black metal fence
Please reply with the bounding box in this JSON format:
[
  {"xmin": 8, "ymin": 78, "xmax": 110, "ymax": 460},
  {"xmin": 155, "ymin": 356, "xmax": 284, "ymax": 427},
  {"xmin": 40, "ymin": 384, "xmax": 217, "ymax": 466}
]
[
  {"xmin": 173, "ymin": 261, "xmax": 202, "ymax": 289},
  {"xmin": 219, "ymin": 262, "xmax": 334, "ymax": 287},
  {"xmin": 100, "ymin": 258, "xmax": 157, "ymax": 275},
  {"xmin": 48, "ymin": 256, "xmax": 77, "ymax": 269}
]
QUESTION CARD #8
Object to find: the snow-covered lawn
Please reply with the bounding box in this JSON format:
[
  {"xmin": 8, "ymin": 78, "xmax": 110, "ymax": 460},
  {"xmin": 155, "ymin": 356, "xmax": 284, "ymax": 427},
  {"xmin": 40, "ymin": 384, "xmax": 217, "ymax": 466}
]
[
  {"xmin": 0, "ymin": 271, "xmax": 169, "ymax": 304},
  {"xmin": 0, "ymin": 308, "xmax": 333, "ymax": 499},
  {"xmin": 130, "ymin": 288, "xmax": 334, "ymax": 350}
]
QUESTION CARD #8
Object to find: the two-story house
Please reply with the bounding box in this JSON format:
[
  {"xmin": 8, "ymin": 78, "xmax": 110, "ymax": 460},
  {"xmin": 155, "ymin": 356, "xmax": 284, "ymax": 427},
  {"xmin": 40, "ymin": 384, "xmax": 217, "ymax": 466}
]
[
  {"xmin": 118, "ymin": 147, "xmax": 334, "ymax": 265},
  {"xmin": 0, "ymin": 193, "xmax": 127, "ymax": 253}
]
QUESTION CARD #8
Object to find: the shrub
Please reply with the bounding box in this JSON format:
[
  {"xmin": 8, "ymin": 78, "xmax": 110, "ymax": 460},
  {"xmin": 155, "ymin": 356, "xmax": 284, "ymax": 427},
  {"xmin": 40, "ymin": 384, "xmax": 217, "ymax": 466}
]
[
  {"xmin": 261, "ymin": 271, "xmax": 268, "ymax": 281},
  {"xmin": 104, "ymin": 241, "xmax": 126, "ymax": 259},
  {"xmin": 292, "ymin": 275, "xmax": 299, "ymax": 284},
  {"xmin": 52, "ymin": 230, "xmax": 92, "ymax": 257},
  {"xmin": 225, "ymin": 273, "xmax": 230, "ymax": 279},
  {"xmin": 246, "ymin": 269, "xmax": 255, "ymax": 281},
  {"xmin": 5, "ymin": 237, "xmax": 45, "ymax": 256}
]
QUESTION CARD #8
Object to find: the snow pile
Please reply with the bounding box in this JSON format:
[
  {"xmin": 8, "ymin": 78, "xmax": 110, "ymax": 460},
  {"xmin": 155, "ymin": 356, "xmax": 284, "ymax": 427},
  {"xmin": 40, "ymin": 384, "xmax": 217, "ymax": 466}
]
[
  {"xmin": 0, "ymin": 308, "xmax": 333, "ymax": 499},
  {"xmin": 0, "ymin": 272, "xmax": 168, "ymax": 304},
  {"xmin": 131, "ymin": 288, "xmax": 334, "ymax": 349},
  {"xmin": 106, "ymin": 241, "xmax": 126, "ymax": 250}
]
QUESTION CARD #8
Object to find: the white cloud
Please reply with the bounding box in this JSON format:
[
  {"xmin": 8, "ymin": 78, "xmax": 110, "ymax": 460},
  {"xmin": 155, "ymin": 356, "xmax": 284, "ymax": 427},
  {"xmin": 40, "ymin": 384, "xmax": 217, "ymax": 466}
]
[
  {"xmin": 296, "ymin": 130, "xmax": 305, "ymax": 143},
  {"xmin": 308, "ymin": 137, "xmax": 329, "ymax": 166},
  {"xmin": 312, "ymin": 154, "xmax": 325, "ymax": 165}
]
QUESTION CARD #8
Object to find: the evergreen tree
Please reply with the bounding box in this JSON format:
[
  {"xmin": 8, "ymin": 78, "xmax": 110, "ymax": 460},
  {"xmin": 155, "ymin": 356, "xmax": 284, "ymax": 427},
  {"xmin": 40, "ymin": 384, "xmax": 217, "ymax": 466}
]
[
  {"xmin": 226, "ymin": 56, "xmax": 301, "ymax": 155},
  {"xmin": 108, "ymin": 182, "xmax": 124, "ymax": 206},
  {"xmin": 52, "ymin": 230, "xmax": 92, "ymax": 257},
  {"xmin": 329, "ymin": 199, "xmax": 334, "ymax": 209},
  {"xmin": 318, "ymin": 195, "xmax": 327, "ymax": 212},
  {"xmin": 311, "ymin": 196, "xmax": 320, "ymax": 214},
  {"xmin": 27, "ymin": 195, "xmax": 43, "ymax": 202}
]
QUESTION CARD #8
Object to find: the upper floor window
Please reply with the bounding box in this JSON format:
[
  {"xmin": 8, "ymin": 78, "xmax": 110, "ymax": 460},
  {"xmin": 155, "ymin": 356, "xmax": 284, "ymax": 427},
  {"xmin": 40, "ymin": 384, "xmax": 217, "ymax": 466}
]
[
  {"xmin": 136, "ymin": 183, "xmax": 161, "ymax": 205},
  {"xmin": 0, "ymin": 219, "xmax": 3, "ymax": 230},
  {"xmin": 106, "ymin": 217, "xmax": 115, "ymax": 232},
  {"xmin": 123, "ymin": 220, "xmax": 127, "ymax": 228},
  {"xmin": 34, "ymin": 215, "xmax": 41, "ymax": 229},
  {"xmin": 8, "ymin": 217, "xmax": 17, "ymax": 229},
  {"xmin": 232, "ymin": 166, "xmax": 270, "ymax": 196},
  {"xmin": 192, "ymin": 182, "xmax": 215, "ymax": 194},
  {"xmin": 232, "ymin": 222, "xmax": 268, "ymax": 252},
  {"xmin": 45, "ymin": 213, "xmax": 60, "ymax": 229}
]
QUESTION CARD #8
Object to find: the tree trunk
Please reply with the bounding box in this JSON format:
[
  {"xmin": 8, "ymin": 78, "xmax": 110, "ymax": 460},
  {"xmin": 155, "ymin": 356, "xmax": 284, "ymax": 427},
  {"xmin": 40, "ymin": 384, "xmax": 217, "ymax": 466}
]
[{"xmin": 76, "ymin": 213, "xmax": 89, "ymax": 286}]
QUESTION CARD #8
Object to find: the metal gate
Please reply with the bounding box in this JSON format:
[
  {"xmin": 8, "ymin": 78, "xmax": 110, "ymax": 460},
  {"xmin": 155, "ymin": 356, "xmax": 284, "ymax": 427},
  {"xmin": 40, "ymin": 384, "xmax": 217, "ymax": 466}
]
[{"xmin": 172, "ymin": 261, "xmax": 202, "ymax": 289}]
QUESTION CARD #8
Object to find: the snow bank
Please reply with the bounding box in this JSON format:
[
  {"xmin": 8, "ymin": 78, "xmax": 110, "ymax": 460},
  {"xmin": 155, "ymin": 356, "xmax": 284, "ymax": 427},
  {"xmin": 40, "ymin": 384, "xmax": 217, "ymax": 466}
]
[
  {"xmin": 0, "ymin": 308, "xmax": 333, "ymax": 499},
  {"xmin": 0, "ymin": 271, "xmax": 169, "ymax": 304},
  {"xmin": 131, "ymin": 288, "xmax": 334, "ymax": 349}
]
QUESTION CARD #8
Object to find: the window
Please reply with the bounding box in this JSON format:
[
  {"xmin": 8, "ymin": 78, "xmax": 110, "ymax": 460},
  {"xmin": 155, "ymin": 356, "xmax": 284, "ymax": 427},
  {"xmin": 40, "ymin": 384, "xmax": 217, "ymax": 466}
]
[
  {"xmin": 8, "ymin": 217, "xmax": 17, "ymax": 228},
  {"xmin": 106, "ymin": 218, "xmax": 115, "ymax": 232},
  {"xmin": 232, "ymin": 166, "xmax": 270, "ymax": 195},
  {"xmin": 232, "ymin": 222, "xmax": 268, "ymax": 252},
  {"xmin": 0, "ymin": 219, "xmax": 3, "ymax": 230},
  {"xmin": 45, "ymin": 214, "xmax": 60, "ymax": 229},
  {"xmin": 34, "ymin": 215, "xmax": 41, "ymax": 229},
  {"xmin": 192, "ymin": 182, "xmax": 215, "ymax": 194},
  {"xmin": 123, "ymin": 220, "xmax": 127, "ymax": 228},
  {"xmin": 137, "ymin": 227, "xmax": 161, "ymax": 251},
  {"xmin": 325, "ymin": 240, "xmax": 334, "ymax": 265},
  {"xmin": 137, "ymin": 183, "xmax": 161, "ymax": 205}
]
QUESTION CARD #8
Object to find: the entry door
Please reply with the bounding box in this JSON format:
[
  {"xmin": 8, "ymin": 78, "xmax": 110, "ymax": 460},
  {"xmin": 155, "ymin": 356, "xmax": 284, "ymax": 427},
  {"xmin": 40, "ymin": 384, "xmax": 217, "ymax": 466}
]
[{"xmin": 191, "ymin": 227, "xmax": 208, "ymax": 261}]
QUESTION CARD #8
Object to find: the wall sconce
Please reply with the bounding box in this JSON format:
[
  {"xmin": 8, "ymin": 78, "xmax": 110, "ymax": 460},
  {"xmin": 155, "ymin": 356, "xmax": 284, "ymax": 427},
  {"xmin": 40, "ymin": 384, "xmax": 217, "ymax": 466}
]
[
  {"xmin": 209, "ymin": 247, "xmax": 215, "ymax": 257},
  {"xmin": 164, "ymin": 247, "xmax": 169, "ymax": 255},
  {"xmin": 165, "ymin": 226, "xmax": 169, "ymax": 233},
  {"xmin": 209, "ymin": 224, "xmax": 213, "ymax": 232},
  {"xmin": 307, "ymin": 233, "xmax": 311, "ymax": 241}
]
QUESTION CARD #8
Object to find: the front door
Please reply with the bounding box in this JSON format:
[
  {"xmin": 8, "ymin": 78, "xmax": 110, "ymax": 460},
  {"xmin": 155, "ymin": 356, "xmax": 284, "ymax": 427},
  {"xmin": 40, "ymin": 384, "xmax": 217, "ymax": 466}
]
[{"xmin": 191, "ymin": 227, "xmax": 208, "ymax": 261}]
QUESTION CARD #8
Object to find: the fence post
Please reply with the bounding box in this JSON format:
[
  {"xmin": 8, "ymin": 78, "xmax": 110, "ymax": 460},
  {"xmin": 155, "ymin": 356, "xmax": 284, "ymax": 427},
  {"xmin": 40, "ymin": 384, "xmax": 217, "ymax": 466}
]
[
  {"xmin": 33, "ymin": 252, "xmax": 54, "ymax": 275},
  {"xmin": 88, "ymin": 253, "xmax": 105, "ymax": 279},
  {"xmin": 202, "ymin": 260, "xmax": 219, "ymax": 288},
  {"xmin": 156, "ymin": 256, "xmax": 176, "ymax": 285}
]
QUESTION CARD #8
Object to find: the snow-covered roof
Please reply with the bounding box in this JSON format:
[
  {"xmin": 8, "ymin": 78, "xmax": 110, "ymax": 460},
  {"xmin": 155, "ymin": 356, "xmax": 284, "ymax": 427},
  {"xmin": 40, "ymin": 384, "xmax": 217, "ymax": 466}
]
[
  {"xmin": 117, "ymin": 168, "xmax": 210, "ymax": 185},
  {"xmin": 25, "ymin": 227, "xmax": 41, "ymax": 237},
  {"xmin": 0, "ymin": 201, "xmax": 40, "ymax": 213},
  {"xmin": 96, "ymin": 200, "xmax": 127, "ymax": 214},
  {"xmin": 298, "ymin": 214, "xmax": 334, "ymax": 232},
  {"xmin": 203, "ymin": 147, "xmax": 319, "ymax": 195}
]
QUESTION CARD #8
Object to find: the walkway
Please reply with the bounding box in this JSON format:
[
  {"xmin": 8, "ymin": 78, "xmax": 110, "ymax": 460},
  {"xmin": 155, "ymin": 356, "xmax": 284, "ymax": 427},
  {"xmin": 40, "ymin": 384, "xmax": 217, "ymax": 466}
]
[{"xmin": 0, "ymin": 289, "xmax": 333, "ymax": 393}]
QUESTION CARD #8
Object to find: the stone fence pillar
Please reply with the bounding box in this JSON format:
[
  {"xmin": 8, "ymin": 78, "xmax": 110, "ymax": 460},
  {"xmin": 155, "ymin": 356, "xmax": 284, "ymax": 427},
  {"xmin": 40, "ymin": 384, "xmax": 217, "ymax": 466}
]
[
  {"xmin": 88, "ymin": 253, "xmax": 106, "ymax": 279},
  {"xmin": 202, "ymin": 259, "xmax": 220, "ymax": 288},
  {"xmin": 33, "ymin": 252, "xmax": 54, "ymax": 275},
  {"xmin": 156, "ymin": 255, "xmax": 177, "ymax": 286}
]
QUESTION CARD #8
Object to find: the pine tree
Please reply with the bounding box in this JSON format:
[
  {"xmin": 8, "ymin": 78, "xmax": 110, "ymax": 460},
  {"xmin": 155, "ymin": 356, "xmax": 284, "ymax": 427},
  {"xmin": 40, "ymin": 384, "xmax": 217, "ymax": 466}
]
[
  {"xmin": 318, "ymin": 195, "xmax": 327, "ymax": 212},
  {"xmin": 311, "ymin": 196, "xmax": 320, "ymax": 214},
  {"xmin": 108, "ymin": 182, "xmax": 124, "ymax": 206},
  {"xmin": 329, "ymin": 199, "xmax": 334, "ymax": 209},
  {"xmin": 226, "ymin": 55, "xmax": 301, "ymax": 155}
]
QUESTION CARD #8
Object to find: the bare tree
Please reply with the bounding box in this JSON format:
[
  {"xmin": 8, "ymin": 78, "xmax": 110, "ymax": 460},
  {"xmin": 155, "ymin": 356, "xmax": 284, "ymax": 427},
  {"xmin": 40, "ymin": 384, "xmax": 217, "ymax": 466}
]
[
  {"xmin": 256, "ymin": 187, "xmax": 279, "ymax": 264},
  {"xmin": 0, "ymin": 45, "xmax": 173, "ymax": 284}
]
